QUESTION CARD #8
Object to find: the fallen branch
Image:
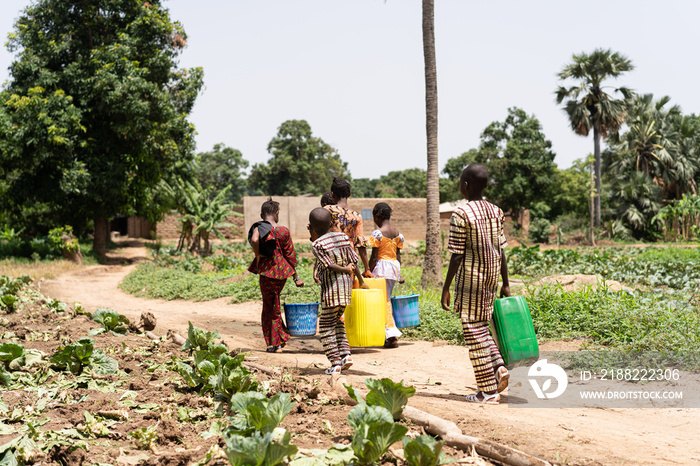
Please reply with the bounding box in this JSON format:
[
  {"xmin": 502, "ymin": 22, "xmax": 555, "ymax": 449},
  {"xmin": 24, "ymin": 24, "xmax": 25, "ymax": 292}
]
[
  {"xmin": 402, "ymin": 406, "xmax": 551, "ymax": 466},
  {"xmin": 242, "ymin": 361, "xmax": 282, "ymax": 377},
  {"xmin": 167, "ymin": 330, "xmax": 186, "ymax": 346}
]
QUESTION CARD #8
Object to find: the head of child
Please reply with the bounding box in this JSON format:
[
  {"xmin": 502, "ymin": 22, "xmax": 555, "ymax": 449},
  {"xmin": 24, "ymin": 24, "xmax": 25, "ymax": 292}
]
[
  {"xmin": 308, "ymin": 207, "xmax": 331, "ymax": 241},
  {"xmin": 320, "ymin": 191, "xmax": 335, "ymax": 207},
  {"xmin": 460, "ymin": 164, "xmax": 488, "ymax": 200},
  {"xmin": 372, "ymin": 202, "xmax": 392, "ymax": 227},
  {"xmin": 260, "ymin": 198, "xmax": 280, "ymax": 223},
  {"xmin": 330, "ymin": 177, "xmax": 351, "ymax": 203}
]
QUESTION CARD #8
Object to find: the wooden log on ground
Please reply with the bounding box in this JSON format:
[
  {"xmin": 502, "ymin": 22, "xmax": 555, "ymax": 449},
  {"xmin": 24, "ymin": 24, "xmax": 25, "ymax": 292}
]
[
  {"xmin": 167, "ymin": 330, "xmax": 186, "ymax": 346},
  {"xmin": 242, "ymin": 361, "xmax": 282, "ymax": 377},
  {"xmin": 402, "ymin": 406, "xmax": 551, "ymax": 466}
]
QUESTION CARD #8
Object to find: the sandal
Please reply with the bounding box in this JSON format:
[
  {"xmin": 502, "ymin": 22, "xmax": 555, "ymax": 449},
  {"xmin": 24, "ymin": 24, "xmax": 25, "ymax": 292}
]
[
  {"xmin": 495, "ymin": 366, "xmax": 509, "ymax": 393},
  {"xmin": 341, "ymin": 355, "xmax": 353, "ymax": 370},
  {"xmin": 325, "ymin": 365, "xmax": 341, "ymax": 375},
  {"xmin": 266, "ymin": 346, "xmax": 279, "ymax": 353},
  {"xmin": 465, "ymin": 391, "xmax": 500, "ymax": 405},
  {"xmin": 383, "ymin": 337, "xmax": 399, "ymax": 349}
]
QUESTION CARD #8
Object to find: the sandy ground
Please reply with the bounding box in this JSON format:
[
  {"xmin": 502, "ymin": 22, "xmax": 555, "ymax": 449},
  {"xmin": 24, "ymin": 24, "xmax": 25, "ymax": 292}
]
[{"xmin": 39, "ymin": 242, "xmax": 700, "ymax": 466}]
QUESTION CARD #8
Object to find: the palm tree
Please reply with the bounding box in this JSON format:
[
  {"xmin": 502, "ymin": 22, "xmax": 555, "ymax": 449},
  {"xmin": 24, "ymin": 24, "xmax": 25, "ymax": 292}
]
[
  {"xmin": 556, "ymin": 49, "xmax": 634, "ymax": 227},
  {"xmin": 420, "ymin": 0, "xmax": 442, "ymax": 288}
]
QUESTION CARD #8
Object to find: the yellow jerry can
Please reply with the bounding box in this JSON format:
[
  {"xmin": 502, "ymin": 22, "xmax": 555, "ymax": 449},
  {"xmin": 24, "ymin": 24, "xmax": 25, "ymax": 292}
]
[{"xmin": 344, "ymin": 288, "xmax": 386, "ymax": 347}]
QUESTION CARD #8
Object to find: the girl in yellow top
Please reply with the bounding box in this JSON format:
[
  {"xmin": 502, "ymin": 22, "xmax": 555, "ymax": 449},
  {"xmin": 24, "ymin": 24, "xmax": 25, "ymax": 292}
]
[{"xmin": 368, "ymin": 202, "xmax": 405, "ymax": 348}]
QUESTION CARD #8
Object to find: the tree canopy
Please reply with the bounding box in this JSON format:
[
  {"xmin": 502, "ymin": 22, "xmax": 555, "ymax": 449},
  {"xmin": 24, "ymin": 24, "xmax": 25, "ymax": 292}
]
[
  {"xmin": 194, "ymin": 143, "xmax": 249, "ymax": 203},
  {"xmin": 450, "ymin": 108, "xmax": 556, "ymax": 221},
  {"xmin": 248, "ymin": 120, "xmax": 349, "ymax": 196},
  {"xmin": 556, "ymin": 48, "xmax": 634, "ymax": 227},
  {"xmin": 0, "ymin": 0, "xmax": 203, "ymax": 254}
]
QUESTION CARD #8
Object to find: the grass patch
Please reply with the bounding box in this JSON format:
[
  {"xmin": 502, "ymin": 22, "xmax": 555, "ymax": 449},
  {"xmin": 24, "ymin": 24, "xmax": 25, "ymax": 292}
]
[{"xmin": 528, "ymin": 285, "xmax": 700, "ymax": 353}]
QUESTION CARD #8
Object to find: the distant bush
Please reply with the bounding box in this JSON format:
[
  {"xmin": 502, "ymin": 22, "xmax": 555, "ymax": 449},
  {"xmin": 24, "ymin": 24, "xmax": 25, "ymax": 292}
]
[{"xmin": 529, "ymin": 218, "xmax": 551, "ymax": 243}]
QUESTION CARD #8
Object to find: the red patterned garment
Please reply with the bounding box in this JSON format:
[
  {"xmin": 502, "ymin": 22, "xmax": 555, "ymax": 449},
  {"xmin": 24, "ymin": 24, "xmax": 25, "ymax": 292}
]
[{"xmin": 248, "ymin": 226, "xmax": 297, "ymax": 279}]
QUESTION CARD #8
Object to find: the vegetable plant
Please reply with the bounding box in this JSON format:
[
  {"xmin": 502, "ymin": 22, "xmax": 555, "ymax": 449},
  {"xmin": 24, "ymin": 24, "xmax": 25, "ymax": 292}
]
[
  {"xmin": 89, "ymin": 308, "xmax": 130, "ymax": 336},
  {"xmin": 227, "ymin": 392, "xmax": 294, "ymax": 435},
  {"xmin": 346, "ymin": 378, "xmax": 416, "ymax": 420},
  {"xmin": 49, "ymin": 337, "xmax": 119, "ymax": 375},
  {"xmin": 223, "ymin": 430, "xmax": 297, "ymax": 466},
  {"xmin": 182, "ymin": 321, "xmax": 221, "ymax": 352},
  {"xmin": 347, "ymin": 404, "xmax": 408, "ymax": 466},
  {"xmin": 402, "ymin": 435, "xmax": 445, "ymax": 466}
]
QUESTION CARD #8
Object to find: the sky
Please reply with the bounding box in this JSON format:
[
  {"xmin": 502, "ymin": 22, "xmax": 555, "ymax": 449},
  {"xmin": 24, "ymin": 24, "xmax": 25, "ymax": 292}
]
[{"xmin": 2, "ymin": 1, "xmax": 700, "ymax": 179}]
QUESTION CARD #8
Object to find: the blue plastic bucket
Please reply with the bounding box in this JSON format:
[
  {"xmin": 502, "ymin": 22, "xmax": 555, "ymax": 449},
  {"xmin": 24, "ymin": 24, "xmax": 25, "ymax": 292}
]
[
  {"xmin": 390, "ymin": 294, "xmax": 420, "ymax": 328},
  {"xmin": 283, "ymin": 303, "xmax": 319, "ymax": 336}
]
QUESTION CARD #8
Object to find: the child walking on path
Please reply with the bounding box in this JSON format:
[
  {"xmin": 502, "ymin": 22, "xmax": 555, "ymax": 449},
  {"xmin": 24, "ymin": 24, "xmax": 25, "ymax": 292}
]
[
  {"xmin": 441, "ymin": 164, "xmax": 511, "ymax": 405},
  {"xmin": 308, "ymin": 207, "xmax": 368, "ymax": 375},
  {"xmin": 248, "ymin": 198, "xmax": 304, "ymax": 353},
  {"xmin": 368, "ymin": 202, "xmax": 404, "ymax": 348}
]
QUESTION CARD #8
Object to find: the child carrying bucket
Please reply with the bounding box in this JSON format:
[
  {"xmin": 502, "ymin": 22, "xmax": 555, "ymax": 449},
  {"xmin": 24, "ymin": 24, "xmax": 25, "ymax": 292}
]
[
  {"xmin": 441, "ymin": 164, "xmax": 511, "ymax": 405},
  {"xmin": 248, "ymin": 198, "xmax": 304, "ymax": 353},
  {"xmin": 368, "ymin": 202, "xmax": 405, "ymax": 349},
  {"xmin": 308, "ymin": 207, "xmax": 368, "ymax": 375}
]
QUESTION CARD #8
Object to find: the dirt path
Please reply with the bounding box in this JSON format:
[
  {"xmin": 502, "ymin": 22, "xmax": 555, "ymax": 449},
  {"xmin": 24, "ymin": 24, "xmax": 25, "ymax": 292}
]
[{"xmin": 40, "ymin": 243, "xmax": 700, "ymax": 465}]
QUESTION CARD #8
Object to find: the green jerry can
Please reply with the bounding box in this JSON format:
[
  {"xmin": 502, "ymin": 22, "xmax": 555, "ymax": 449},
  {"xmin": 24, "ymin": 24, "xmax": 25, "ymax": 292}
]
[{"xmin": 490, "ymin": 296, "xmax": 539, "ymax": 367}]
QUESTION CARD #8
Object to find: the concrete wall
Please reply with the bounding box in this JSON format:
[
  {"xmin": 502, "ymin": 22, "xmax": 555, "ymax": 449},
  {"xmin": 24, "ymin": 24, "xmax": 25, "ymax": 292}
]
[{"xmin": 243, "ymin": 196, "xmax": 427, "ymax": 242}]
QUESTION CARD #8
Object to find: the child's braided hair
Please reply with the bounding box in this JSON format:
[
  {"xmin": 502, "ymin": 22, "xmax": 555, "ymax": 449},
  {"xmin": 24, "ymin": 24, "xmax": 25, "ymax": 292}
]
[
  {"xmin": 261, "ymin": 197, "xmax": 279, "ymax": 217},
  {"xmin": 331, "ymin": 177, "xmax": 351, "ymax": 199},
  {"xmin": 372, "ymin": 202, "xmax": 392, "ymax": 220}
]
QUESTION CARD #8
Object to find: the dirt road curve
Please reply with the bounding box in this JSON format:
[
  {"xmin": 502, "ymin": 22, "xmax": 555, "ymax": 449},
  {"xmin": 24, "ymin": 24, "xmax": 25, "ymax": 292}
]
[{"xmin": 40, "ymin": 243, "xmax": 700, "ymax": 465}]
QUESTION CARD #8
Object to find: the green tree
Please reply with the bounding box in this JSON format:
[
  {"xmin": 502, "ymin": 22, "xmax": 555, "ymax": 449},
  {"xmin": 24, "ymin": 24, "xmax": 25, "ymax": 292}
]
[
  {"xmin": 194, "ymin": 144, "xmax": 249, "ymax": 203},
  {"xmin": 375, "ymin": 168, "xmax": 427, "ymax": 198},
  {"xmin": 440, "ymin": 149, "xmax": 478, "ymax": 203},
  {"xmin": 351, "ymin": 178, "xmax": 378, "ymax": 198},
  {"xmin": 248, "ymin": 120, "xmax": 349, "ymax": 196},
  {"xmin": 421, "ymin": 0, "xmax": 442, "ymax": 288},
  {"xmin": 0, "ymin": 0, "xmax": 203, "ymax": 257},
  {"xmin": 549, "ymin": 157, "xmax": 592, "ymax": 220},
  {"xmin": 556, "ymin": 48, "xmax": 634, "ymax": 228},
  {"xmin": 469, "ymin": 108, "xmax": 557, "ymax": 223}
]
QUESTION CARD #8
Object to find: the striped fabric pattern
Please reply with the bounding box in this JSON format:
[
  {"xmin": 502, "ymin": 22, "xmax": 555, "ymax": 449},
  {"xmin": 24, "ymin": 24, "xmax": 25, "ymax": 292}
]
[
  {"xmin": 463, "ymin": 320, "xmax": 504, "ymax": 392},
  {"xmin": 448, "ymin": 200, "xmax": 507, "ymax": 392},
  {"xmin": 319, "ymin": 305, "xmax": 351, "ymax": 366},
  {"xmin": 448, "ymin": 200, "xmax": 507, "ymax": 320},
  {"xmin": 312, "ymin": 232, "xmax": 360, "ymax": 309}
]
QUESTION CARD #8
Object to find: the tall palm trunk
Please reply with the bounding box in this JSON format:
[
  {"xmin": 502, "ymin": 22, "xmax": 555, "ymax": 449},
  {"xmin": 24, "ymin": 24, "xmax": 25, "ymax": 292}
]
[
  {"xmin": 420, "ymin": 0, "xmax": 442, "ymax": 288},
  {"xmin": 593, "ymin": 126, "xmax": 602, "ymax": 227}
]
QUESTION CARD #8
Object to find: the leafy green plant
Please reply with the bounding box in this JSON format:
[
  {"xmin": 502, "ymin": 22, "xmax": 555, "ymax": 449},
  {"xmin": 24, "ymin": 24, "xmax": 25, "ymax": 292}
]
[
  {"xmin": 0, "ymin": 275, "xmax": 31, "ymax": 314},
  {"xmin": 89, "ymin": 308, "xmax": 130, "ymax": 336},
  {"xmin": 48, "ymin": 225, "xmax": 80, "ymax": 253},
  {"xmin": 402, "ymin": 435, "xmax": 445, "ymax": 466},
  {"xmin": 0, "ymin": 342, "xmax": 26, "ymax": 371},
  {"xmin": 182, "ymin": 321, "xmax": 221, "ymax": 352},
  {"xmin": 210, "ymin": 354, "xmax": 259, "ymax": 405},
  {"xmin": 346, "ymin": 378, "xmax": 416, "ymax": 421},
  {"xmin": 227, "ymin": 392, "xmax": 294, "ymax": 436},
  {"xmin": 529, "ymin": 218, "xmax": 551, "ymax": 243},
  {"xmin": 130, "ymin": 423, "xmax": 159, "ymax": 450},
  {"xmin": 223, "ymin": 430, "xmax": 298, "ymax": 466},
  {"xmin": 347, "ymin": 404, "xmax": 408, "ymax": 466},
  {"xmin": 47, "ymin": 298, "xmax": 68, "ymax": 313},
  {"xmin": 49, "ymin": 337, "xmax": 119, "ymax": 375}
]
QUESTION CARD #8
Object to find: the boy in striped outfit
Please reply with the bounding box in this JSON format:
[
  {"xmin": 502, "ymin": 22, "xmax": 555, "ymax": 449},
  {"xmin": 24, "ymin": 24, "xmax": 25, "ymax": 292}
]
[
  {"xmin": 441, "ymin": 164, "xmax": 511, "ymax": 405},
  {"xmin": 308, "ymin": 207, "xmax": 368, "ymax": 375}
]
